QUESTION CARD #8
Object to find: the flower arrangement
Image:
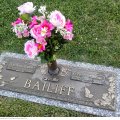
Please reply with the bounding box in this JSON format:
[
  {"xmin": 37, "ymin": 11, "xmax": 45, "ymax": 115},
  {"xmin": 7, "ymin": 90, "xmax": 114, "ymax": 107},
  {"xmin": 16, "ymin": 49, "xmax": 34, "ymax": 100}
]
[{"xmin": 12, "ymin": 2, "xmax": 74, "ymax": 75}]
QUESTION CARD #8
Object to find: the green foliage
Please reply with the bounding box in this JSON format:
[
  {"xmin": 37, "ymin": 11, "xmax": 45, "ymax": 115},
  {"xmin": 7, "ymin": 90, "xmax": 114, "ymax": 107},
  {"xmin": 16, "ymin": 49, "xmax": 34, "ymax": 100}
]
[
  {"xmin": 20, "ymin": 13, "xmax": 31, "ymax": 22},
  {"xmin": 44, "ymin": 30, "xmax": 68, "ymax": 62}
]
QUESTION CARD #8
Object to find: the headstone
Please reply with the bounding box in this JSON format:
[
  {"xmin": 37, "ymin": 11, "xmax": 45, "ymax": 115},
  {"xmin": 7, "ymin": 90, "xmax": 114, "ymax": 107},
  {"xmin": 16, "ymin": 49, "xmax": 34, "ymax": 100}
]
[{"xmin": 0, "ymin": 52, "xmax": 120, "ymax": 117}]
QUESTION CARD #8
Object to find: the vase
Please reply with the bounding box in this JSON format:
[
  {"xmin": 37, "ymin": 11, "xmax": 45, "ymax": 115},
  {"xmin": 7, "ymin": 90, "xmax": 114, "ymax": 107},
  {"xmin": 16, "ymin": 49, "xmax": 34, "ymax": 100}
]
[{"xmin": 47, "ymin": 60, "xmax": 59, "ymax": 75}]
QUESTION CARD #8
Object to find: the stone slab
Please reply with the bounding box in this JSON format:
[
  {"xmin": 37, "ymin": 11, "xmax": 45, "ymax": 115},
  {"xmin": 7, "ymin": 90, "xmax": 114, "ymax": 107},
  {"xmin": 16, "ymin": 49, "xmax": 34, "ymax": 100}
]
[
  {"xmin": 6, "ymin": 57, "xmax": 39, "ymax": 74},
  {"xmin": 0, "ymin": 52, "xmax": 120, "ymax": 117}
]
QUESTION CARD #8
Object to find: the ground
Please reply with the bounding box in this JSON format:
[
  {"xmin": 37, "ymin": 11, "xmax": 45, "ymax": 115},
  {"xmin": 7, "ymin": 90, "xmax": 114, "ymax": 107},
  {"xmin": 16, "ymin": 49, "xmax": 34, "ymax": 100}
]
[{"xmin": 0, "ymin": 0, "xmax": 120, "ymax": 117}]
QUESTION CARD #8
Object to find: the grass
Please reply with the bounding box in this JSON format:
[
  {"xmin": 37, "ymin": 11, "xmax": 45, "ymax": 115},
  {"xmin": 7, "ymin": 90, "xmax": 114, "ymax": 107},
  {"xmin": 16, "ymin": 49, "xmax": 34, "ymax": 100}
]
[
  {"xmin": 0, "ymin": 96, "xmax": 94, "ymax": 117},
  {"xmin": 0, "ymin": 0, "xmax": 120, "ymax": 117}
]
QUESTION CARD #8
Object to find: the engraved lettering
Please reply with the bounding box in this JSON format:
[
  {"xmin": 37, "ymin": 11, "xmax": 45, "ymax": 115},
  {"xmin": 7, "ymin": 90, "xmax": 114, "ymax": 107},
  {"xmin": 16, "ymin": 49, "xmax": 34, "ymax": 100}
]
[
  {"xmin": 67, "ymin": 87, "xmax": 75, "ymax": 96},
  {"xmin": 54, "ymin": 84, "xmax": 59, "ymax": 93},
  {"xmin": 47, "ymin": 83, "xmax": 53, "ymax": 93},
  {"xmin": 32, "ymin": 81, "xmax": 40, "ymax": 90},
  {"xmin": 42, "ymin": 82, "xmax": 46, "ymax": 91},
  {"xmin": 59, "ymin": 86, "xmax": 66, "ymax": 95},
  {"xmin": 24, "ymin": 79, "xmax": 31, "ymax": 88}
]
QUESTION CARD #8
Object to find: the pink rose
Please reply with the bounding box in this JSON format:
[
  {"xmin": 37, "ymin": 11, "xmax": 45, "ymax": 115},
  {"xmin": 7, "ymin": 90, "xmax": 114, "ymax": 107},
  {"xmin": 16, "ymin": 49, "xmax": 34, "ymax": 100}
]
[
  {"xmin": 24, "ymin": 40, "xmax": 38, "ymax": 58},
  {"xmin": 30, "ymin": 25, "xmax": 41, "ymax": 39},
  {"xmin": 18, "ymin": 2, "xmax": 36, "ymax": 15},
  {"xmin": 65, "ymin": 19, "xmax": 73, "ymax": 32},
  {"xmin": 49, "ymin": 10, "xmax": 66, "ymax": 29},
  {"xmin": 63, "ymin": 32, "xmax": 74, "ymax": 41}
]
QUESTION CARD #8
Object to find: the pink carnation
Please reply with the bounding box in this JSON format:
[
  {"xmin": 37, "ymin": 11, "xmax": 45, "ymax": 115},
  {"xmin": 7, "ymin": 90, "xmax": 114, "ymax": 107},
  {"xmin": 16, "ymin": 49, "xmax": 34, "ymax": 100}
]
[
  {"xmin": 63, "ymin": 32, "xmax": 74, "ymax": 41},
  {"xmin": 65, "ymin": 19, "xmax": 73, "ymax": 32},
  {"xmin": 11, "ymin": 18, "xmax": 23, "ymax": 26},
  {"xmin": 23, "ymin": 30, "xmax": 29, "ymax": 37},
  {"xmin": 29, "ymin": 16, "xmax": 38, "ymax": 29},
  {"xmin": 24, "ymin": 40, "xmax": 38, "ymax": 58},
  {"xmin": 16, "ymin": 32, "xmax": 22, "ymax": 38}
]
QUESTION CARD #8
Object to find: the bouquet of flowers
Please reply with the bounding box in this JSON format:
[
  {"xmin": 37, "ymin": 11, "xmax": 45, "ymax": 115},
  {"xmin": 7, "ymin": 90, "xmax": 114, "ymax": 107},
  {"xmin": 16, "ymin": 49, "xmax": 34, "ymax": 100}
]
[{"xmin": 12, "ymin": 2, "xmax": 74, "ymax": 75}]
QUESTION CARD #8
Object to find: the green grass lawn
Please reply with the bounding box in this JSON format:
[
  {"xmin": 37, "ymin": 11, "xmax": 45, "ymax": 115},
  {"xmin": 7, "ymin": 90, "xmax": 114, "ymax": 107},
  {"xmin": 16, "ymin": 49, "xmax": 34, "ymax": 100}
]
[{"xmin": 0, "ymin": 0, "xmax": 120, "ymax": 117}]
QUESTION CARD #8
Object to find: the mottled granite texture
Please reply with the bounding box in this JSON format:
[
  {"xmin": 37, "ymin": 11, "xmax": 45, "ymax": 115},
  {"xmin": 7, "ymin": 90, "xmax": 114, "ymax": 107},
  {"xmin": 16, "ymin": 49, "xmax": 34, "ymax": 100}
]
[{"xmin": 0, "ymin": 52, "xmax": 120, "ymax": 117}]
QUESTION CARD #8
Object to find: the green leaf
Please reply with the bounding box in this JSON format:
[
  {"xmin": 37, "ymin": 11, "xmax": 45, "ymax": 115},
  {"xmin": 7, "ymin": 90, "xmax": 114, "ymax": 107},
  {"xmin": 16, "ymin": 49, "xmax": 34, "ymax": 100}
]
[
  {"xmin": 55, "ymin": 46, "xmax": 59, "ymax": 50},
  {"xmin": 41, "ymin": 58, "xmax": 47, "ymax": 63},
  {"xmin": 53, "ymin": 55, "xmax": 56, "ymax": 60},
  {"xmin": 20, "ymin": 14, "xmax": 30, "ymax": 21},
  {"xmin": 37, "ymin": 52, "xmax": 47, "ymax": 63}
]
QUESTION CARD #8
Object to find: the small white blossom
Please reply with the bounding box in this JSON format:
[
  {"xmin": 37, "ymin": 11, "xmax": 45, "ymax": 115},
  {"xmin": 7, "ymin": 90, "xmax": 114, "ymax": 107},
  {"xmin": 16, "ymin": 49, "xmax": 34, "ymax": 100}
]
[
  {"xmin": 38, "ymin": 6, "xmax": 47, "ymax": 16},
  {"xmin": 59, "ymin": 28, "xmax": 74, "ymax": 40},
  {"xmin": 59, "ymin": 28, "xmax": 68, "ymax": 36},
  {"xmin": 12, "ymin": 23, "xmax": 28, "ymax": 33}
]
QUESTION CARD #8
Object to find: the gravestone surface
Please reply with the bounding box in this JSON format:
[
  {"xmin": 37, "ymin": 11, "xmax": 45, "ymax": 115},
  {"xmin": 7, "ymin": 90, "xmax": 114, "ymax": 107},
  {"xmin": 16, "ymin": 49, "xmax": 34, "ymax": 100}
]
[{"xmin": 0, "ymin": 52, "xmax": 120, "ymax": 116}]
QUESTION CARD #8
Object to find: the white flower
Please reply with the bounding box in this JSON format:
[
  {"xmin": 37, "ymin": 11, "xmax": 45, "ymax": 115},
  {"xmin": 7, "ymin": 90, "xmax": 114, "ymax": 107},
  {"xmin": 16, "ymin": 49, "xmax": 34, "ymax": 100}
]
[
  {"xmin": 59, "ymin": 28, "xmax": 67, "ymax": 35},
  {"xmin": 18, "ymin": 2, "xmax": 36, "ymax": 15},
  {"xmin": 38, "ymin": 5, "xmax": 47, "ymax": 16},
  {"xmin": 12, "ymin": 23, "xmax": 28, "ymax": 33},
  {"xmin": 48, "ymin": 10, "xmax": 66, "ymax": 29},
  {"xmin": 59, "ymin": 28, "xmax": 74, "ymax": 40}
]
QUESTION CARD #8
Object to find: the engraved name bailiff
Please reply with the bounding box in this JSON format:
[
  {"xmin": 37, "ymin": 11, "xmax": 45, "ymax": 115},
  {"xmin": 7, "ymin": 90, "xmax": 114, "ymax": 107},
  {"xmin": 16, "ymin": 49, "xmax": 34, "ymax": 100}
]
[{"xmin": 24, "ymin": 80, "xmax": 75, "ymax": 96}]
